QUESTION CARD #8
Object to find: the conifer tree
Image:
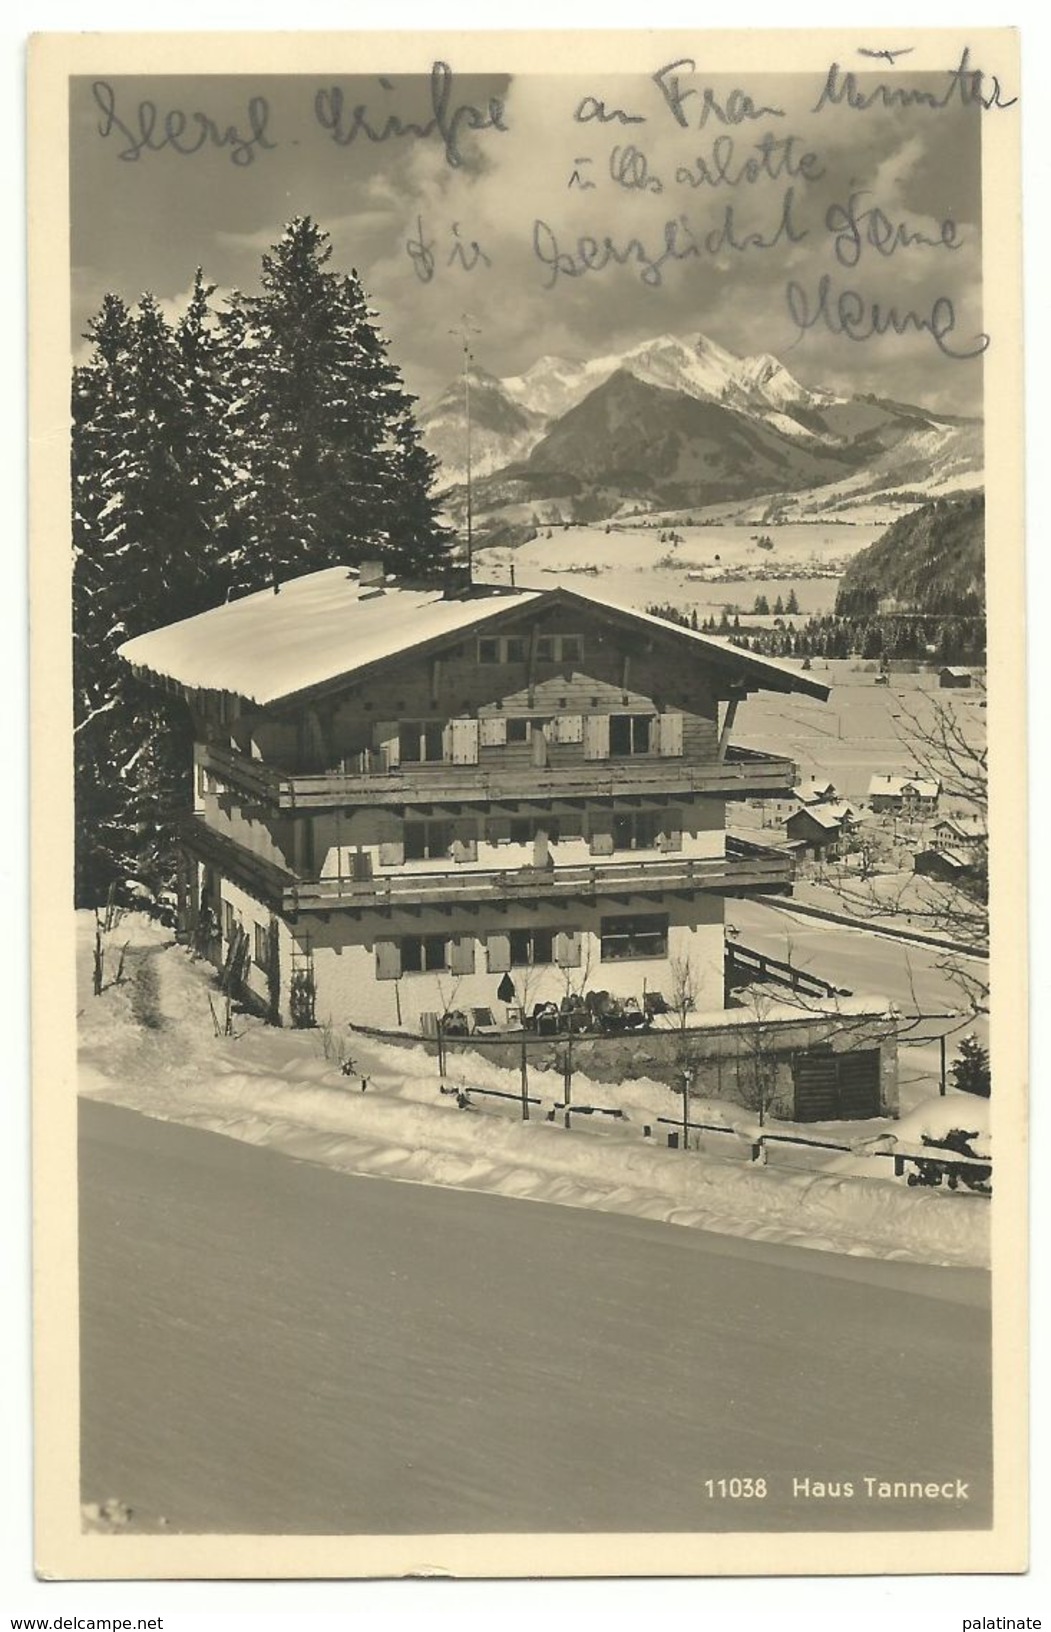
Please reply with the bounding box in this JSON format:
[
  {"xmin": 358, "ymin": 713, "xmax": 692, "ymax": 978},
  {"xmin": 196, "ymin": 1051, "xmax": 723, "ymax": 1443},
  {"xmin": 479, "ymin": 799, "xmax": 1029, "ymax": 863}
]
[
  {"xmin": 72, "ymin": 289, "xmax": 230, "ymax": 904},
  {"xmin": 223, "ymin": 217, "xmax": 450, "ymax": 589}
]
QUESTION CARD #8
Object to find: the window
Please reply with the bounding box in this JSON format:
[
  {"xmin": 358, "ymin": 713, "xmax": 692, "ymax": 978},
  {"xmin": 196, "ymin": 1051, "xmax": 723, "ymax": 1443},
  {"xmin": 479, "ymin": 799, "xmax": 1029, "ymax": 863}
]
[
  {"xmin": 612, "ymin": 810, "xmax": 661, "ymax": 851},
  {"xmin": 222, "ymin": 899, "xmax": 236, "ymax": 943},
  {"xmin": 507, "ymin": 717, "xmax": 530, "ymax": 743},
  {"xmin": 401, "ymin": 934, "xmax": 449, "ymax": 973},
  {"xmin": 610, "ymin": 714, "xmax": 653, "ymax": 756},
  {"xmin": 477, "ymin": 633, "xmax": 580, "ymax": 665},
  {"xmin": 399, "ymin": 721, "xmax": 446, "ymax": 763},
  {"xmin": 509, "ymin": 927, "xmax": 555, "ymax": 967},
  {"xmin": 253, "ymin": 922, "xmax": 270, "ymax": 969},
  {"xmin": 600, "ymin": 914, "xmax": 669, "ymax": 961},
  {"xmin": 508, "ymin": 816, "xmax": 559, "ymax": 847},
  {"xmin": 404, "ymin": 819, "xmax": 452, "ymax": 861},
  {"xmin": 196, "ymin": 762, "xmax": 221, "ymax": 798}
]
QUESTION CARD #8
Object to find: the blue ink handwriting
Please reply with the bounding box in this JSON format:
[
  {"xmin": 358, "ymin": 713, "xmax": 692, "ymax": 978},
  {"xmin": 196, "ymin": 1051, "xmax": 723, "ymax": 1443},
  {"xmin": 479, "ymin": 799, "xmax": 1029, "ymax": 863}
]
[
  {"xmin": 91, "ymin": 80, "xmax": 276, "ymax": 166},
  {"xmin": 406, "ymin": 218, "xmax": 492, "ymax": 282},
  {"xmin": 813, "ymin": 48, "xmax": 1017, "ymax": 113},
  {"xmin": 609, "ymin": 144, "xmax": 664, "ymax": 194},
  {"xmin": 675, "ymin": 133, "xmax": 825, "ymax": 189},
  {"xmin": 786, "ymin": 274, "xmax": 989, "ymax": 359},
  {"xmin": 653, "ymin": 60, "xmax": 786, "ymax": 129},
  {"xmin": 533, "ymin": 188, "xmax": 805, "ymax": 290},
  {"xmin": 574, "ymin": 95, "xmax": 646, "ymax": 125},
  {"xmin": 315, "ymin": 62, "xmax": 508, "ymax": 169},
  {"xmin": 826, "ymin": 190, "xmax": 962, "ymax": 268}
]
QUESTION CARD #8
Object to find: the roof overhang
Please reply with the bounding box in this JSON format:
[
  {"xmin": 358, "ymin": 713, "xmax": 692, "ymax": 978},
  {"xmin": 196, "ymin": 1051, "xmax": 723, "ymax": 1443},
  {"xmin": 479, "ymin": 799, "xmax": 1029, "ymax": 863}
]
[{"xmin": 118, "ymin": 568, "xmax": 833, "ymax": 709}]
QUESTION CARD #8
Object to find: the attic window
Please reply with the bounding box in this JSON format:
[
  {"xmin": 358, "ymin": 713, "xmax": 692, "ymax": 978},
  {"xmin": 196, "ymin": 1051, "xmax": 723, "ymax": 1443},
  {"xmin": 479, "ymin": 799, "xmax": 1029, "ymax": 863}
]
[{"xmin": 478, "ymin": 634, "xmax": 580, "ymax": 665}]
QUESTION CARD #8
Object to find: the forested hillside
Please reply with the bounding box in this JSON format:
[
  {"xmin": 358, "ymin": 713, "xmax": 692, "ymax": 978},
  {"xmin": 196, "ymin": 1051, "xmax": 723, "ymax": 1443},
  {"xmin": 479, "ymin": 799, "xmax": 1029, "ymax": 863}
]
[{"xmin": 835, "ymin": 492, "xmax": 985, "ymax": 620}]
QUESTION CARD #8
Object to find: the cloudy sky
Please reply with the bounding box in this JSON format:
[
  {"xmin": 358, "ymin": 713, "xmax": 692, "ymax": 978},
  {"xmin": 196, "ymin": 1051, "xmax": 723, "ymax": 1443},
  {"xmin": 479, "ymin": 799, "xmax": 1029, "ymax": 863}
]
[{"xmin": 69, "ymin": 57, "xmax": 987, "ymax": 414}]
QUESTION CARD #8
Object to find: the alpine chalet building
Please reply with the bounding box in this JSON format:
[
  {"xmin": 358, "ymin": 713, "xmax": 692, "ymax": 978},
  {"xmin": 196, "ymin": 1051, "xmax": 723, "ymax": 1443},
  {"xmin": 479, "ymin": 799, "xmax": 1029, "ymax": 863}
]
[{"xmin": 120, "ymin": 564, "xmax": 832, "ymax": 1035}]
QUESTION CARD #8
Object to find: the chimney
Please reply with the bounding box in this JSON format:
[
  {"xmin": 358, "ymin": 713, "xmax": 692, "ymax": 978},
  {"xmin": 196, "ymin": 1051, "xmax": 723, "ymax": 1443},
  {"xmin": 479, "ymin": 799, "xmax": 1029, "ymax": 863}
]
[{"xmin": 359, "ymin": 560, "xmax": 385, "ymax": 587}]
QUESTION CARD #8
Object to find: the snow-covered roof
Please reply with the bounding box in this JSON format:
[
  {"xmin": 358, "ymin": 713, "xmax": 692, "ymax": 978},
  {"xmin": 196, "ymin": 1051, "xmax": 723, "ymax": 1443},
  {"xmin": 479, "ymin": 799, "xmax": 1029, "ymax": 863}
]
[
  {"xmin": 934, "ymin": 815, "xmax": 986, "ymax": 839},
  {"xmin": 796, "ymin": 777, "xmax": 837, "ymax": 803},
  {"xmin": 786, "ymin": 804, "xmax": 845, "ymax": 831},
  {"xmin": 119, "ymin": 566, "xmax": 832, "ymax": 707},
  {"xmin": 914, "ymin": 847, "xmax": 968, "ymax": 870},
  {"xmin": 551, "ymin": 585, "xmax": 830, "ymax": 700},
  {"xmin": 119, "ymin": 569, "xmax": 542, "ymax": 707},
  {"xmin": 868, "ymin": 774, "xmax": 941, "ymax": 800}
]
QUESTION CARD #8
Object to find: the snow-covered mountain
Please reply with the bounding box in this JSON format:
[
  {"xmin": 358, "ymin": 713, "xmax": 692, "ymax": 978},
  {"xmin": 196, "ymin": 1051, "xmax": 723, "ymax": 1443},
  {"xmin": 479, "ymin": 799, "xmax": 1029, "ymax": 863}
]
[
  {"xmin": 500, "ymin": 333, "xmax": 839, "ymax": 426},
  {"xmin": 419, "ymin": 330, "xmax": 982, "ymax": 521}
]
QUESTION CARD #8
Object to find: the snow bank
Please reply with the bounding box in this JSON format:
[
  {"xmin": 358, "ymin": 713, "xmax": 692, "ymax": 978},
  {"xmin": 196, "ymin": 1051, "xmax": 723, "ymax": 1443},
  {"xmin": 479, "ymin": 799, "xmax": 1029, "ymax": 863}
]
[{"xmin": 76, "ymin": 922, "xmax": 990, "ymax": 1269}]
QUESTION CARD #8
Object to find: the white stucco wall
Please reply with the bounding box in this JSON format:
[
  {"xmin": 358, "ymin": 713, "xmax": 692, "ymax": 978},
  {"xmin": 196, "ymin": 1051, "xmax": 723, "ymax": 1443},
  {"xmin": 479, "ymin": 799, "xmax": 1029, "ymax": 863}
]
[{"xmin": 290, "ymin": 895, "xmax": 725, "ymax": 1034}]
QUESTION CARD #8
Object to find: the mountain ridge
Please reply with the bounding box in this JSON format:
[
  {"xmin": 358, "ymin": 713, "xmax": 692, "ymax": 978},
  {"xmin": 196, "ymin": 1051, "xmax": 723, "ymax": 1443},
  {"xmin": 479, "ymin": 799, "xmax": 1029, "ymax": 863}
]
[{"xmin": 419, "ymin": 329, "xmax": 983, "ymax": 530}]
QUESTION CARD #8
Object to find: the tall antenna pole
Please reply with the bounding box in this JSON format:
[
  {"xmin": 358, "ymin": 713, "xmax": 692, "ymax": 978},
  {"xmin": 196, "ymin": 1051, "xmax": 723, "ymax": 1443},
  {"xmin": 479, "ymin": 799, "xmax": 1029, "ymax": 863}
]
[{"xmin": 451, "ymin": 315, "xmax": 481, "ymax": 583}]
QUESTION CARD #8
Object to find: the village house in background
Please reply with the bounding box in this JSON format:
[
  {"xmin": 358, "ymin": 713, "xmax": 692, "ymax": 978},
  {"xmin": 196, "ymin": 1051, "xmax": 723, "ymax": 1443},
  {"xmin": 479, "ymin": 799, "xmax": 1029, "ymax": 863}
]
[
  {"xmin": 938, "ymin": 666, "xmax": 974, "ymax": 690},
  {"xmin": 783, "ymin": 800, "xmax": 857, "ymax": 861},
  {"xmin": 867, "ymin": 773, "xmax": 942, "ymax": 818},
  {"xmin": 119, "ymin": 565, "xmax": 900, "ymax": 1119}
]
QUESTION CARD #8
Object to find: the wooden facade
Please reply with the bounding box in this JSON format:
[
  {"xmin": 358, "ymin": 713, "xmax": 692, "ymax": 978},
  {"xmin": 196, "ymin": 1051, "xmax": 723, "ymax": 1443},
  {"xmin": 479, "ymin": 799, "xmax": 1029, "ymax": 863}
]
[{"xmin": 124, "ymin": 574, "xmax": 830, "ymax": 1032}]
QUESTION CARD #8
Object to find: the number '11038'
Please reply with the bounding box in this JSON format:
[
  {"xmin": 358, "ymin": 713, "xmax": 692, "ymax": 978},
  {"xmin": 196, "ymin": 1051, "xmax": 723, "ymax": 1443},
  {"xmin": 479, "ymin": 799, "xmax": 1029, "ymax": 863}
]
[{"xmin": 704, "ymin": 1477, "xmax": 768, "ymax": 1498}]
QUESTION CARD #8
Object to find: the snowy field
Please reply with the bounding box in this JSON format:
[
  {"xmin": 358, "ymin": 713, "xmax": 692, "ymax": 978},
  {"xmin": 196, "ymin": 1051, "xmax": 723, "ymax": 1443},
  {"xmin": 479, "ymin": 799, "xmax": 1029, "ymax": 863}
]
[
  {"xmin": 475, "ymin": 520, "xmax": 886, "ymax": 619},
  {"xmin": 77, "ymin": 915, "xmax": 990, "ymax": 1270},
  {"xmin": 79, "ymin": 1096, "xmax": 991, "ymax": 1536},
  {"xmin": 733, "ymin": 661, "xmax": 987, "ymax": 802}
]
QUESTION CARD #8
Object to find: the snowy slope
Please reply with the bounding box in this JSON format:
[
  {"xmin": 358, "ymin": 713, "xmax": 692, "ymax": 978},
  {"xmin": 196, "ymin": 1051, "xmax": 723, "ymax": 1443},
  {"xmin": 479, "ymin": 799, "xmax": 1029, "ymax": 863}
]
[{"xmin": 77, "ymin": 918, "xmax": 991, "ymax": 1269}]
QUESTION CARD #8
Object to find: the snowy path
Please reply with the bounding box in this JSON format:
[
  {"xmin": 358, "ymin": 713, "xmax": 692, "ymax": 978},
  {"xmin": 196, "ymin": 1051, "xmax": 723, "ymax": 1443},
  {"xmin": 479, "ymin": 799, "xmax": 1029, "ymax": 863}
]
[{"xmin": 79, "ymin": 1099, "xmax": 991, "ymax": 1537}]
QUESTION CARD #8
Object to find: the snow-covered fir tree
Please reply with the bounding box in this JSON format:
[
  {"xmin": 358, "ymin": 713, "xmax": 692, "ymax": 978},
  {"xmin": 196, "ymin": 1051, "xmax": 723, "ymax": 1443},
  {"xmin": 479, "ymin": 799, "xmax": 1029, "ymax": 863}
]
[
  {"xmin": 223, "ymin": 217, "xmax": 451, "ymax": 589},
  {"xmin": 72, "ymin": 288, "xmax": 231, "ymax": 906},
  {"xmin": 72, "ymin": 221, "xmax": 452, "ymax": 906}
]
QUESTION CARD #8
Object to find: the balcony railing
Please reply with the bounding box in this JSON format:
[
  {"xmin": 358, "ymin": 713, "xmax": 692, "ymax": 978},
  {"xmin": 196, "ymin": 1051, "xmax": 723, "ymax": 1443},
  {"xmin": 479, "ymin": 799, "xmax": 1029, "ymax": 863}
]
[
  {"xmin": 201, "ymin": 741, "xmax": 799, "ymax": 809},
  {"xmin": 178, "ymin": 816, "xmax": 794, "ymax": 914}
]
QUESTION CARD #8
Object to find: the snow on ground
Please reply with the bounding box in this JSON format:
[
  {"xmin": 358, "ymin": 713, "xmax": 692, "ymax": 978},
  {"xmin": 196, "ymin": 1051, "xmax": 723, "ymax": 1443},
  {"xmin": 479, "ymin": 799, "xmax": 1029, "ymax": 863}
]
[{"xmin": 76, "ymin": 914, "xmax": 990, "ymax": 1269}]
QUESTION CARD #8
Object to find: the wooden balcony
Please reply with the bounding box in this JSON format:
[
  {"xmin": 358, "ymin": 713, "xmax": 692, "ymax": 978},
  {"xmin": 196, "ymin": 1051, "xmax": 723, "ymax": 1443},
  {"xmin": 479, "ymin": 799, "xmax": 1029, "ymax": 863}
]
[
  {"xmin": 201, "ymin": 741, "xmax": 799, "ymax": 809},
  {"xmin": 178, "ymin": 817, "xmax": 794, "ymax": 915}
]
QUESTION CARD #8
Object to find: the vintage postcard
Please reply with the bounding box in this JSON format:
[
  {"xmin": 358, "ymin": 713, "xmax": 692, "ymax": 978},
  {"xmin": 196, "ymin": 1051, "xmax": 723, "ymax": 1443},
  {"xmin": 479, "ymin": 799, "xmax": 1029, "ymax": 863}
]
[{"xmin": 29, "ymin": 28, "xmax": 1026, "ymax": 1579}]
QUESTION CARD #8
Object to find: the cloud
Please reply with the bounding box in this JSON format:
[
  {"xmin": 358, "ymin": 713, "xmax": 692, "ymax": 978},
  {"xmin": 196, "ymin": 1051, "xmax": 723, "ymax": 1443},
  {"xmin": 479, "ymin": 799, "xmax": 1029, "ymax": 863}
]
[{"xmin": 68, "ymin": 65, "xmax": 988, "ymax": 417}]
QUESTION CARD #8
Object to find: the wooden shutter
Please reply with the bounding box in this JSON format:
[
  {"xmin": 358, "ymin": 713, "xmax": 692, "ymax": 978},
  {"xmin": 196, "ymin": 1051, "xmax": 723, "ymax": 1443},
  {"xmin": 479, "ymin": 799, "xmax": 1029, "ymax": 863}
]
[
  {"xmin": 583, "ymin": 713, "xmax": 610, "ymax": 760},
  {"xmin": 375, "ymin": 940, "xmax": 401, "ymax": 981},
  {"xmin": 452, "ymin": 818, "xmax": 478, "ymax": 862},
  {"xmin": 374, "ymin": 720, "xmax": 400, "ymax": 770},
  {"xmin": 658, "ymin": 712, "xmax": 684, "ymax": 757},
  {"xmin": 554, "ymin": 930, "xmax": 582, "ymax": 968},
  {"xmin": 451, "ymin": 717, "xmax": 480, "ymax": 764},
  {"xmin": 589, "ymin": 812, "xmax": 614, "ymax": 856},
  {"xmin": 378, "ymin": 836, "xmax": 405, "ymax": 866},
  {"xmin": 556, "ymin": 714, "xmax": 584, "ymax": 744},
  {"xmin": 480, "ymin": 715, "xmax": 507, "ymax": 747},
  {"xmin": 450, "ymin": 935, "xmax": 476, "ymax": 975},
  {"xmin": 658, "ymin": 809, "xmax": 683, "ymax": 852},
  {"xmin": 486, "ymin": 932, "xmax": 512, "ymax": 973}
]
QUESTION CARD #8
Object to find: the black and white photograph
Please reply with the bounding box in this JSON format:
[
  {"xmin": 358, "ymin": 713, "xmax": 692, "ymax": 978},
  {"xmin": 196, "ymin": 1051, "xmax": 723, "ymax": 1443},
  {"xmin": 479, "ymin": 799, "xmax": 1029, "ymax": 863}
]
[{"xmin": 27, "ymin": 26, "xmax": 1027, "ymax": 1580}]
